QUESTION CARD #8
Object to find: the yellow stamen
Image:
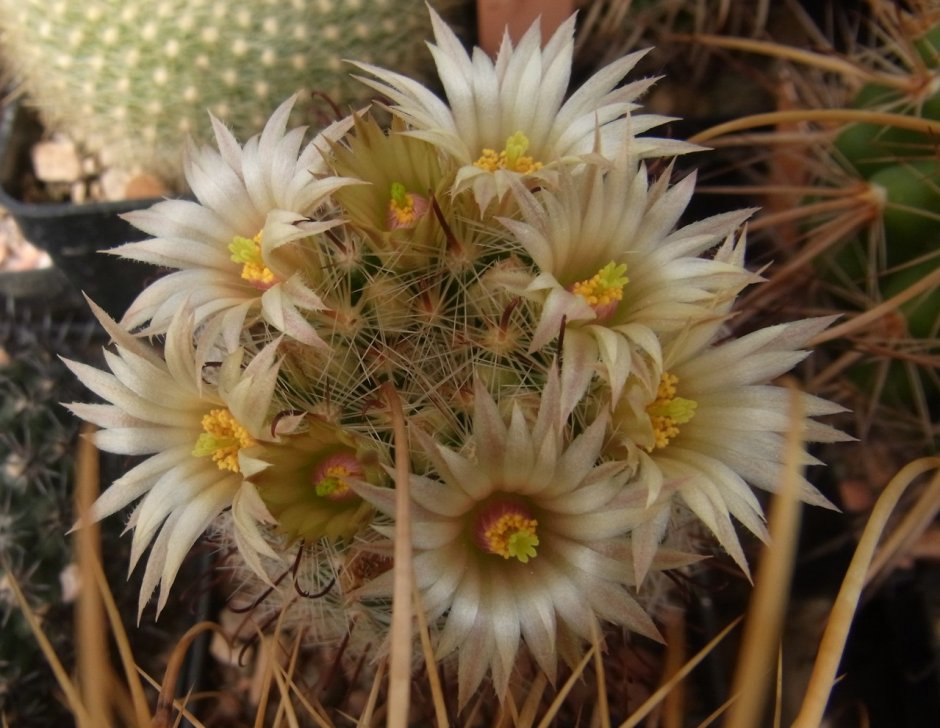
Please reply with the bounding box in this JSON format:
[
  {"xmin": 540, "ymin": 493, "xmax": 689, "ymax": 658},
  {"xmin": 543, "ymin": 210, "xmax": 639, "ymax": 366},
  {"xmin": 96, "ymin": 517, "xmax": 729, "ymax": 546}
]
[
  {"xmin": 478, "ymin": 505, "xmax": 539, "ymax": 563},
  {"xmin": 229, "ymin": 231, "xmax": 277, "ymax": 289},
  {"xmin": 571, "ymin": 261, "xmax": 629, "ymax": 320},
  {"xmin": 192, "ymin": 408, "xmax": 256, "ymax": 473},
  {"xmin": 646, "ymin": 373, "xmax": 697, "ymax": 451},
  {"xmin": 473, "ymin": 131, "xmax": 543, "ymax": 174},
  {"xmin": 386, "ymin": 181, "xmax": 428, "ymax": 229}
]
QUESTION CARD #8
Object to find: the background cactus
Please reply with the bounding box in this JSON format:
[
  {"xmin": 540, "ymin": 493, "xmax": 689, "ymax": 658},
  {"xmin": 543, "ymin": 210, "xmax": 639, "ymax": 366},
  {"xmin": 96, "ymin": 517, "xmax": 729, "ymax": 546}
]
[
  {"xmin": 618, "ymin": 1, "xmax": 940, "ymax": 443},
  {"xmin": 0, "ymin": 306, "xmax": 203, "ymax": 726},
  {"xmin": 813, "ymin": 15, "xmax": 940, "ymax": 418},
  {"xmin": 0, "ymin": 0, "xmax": 462, "ymax": 191},
  {"xmin": 0, "ymin": 309, "xmax": 95, "ymax": 725}
]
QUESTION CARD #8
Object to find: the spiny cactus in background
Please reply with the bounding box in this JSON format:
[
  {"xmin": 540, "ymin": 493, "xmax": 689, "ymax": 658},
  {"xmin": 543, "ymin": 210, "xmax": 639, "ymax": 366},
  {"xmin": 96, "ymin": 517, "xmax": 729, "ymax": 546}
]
[
  {"xmin": 0, "ymin": 311, "xmax": 96, "ymax": 725},
  {"xmin": 0, "ymin": 308, "xmax": 203, "ymax": 725},
  {"xmin": 571, "ymin": 0, "xmax": 775, "ymax": 120},
  {"xmin": 820, "ymin": 14, "xmax": 940, "ymax": 415},
  {"xmin": 0, "ymin": 0, "xmax": 460, "ymax": 191},
  {"xmin": 674, "ymin": 2, "xmax": 940, "ymax": 435}
]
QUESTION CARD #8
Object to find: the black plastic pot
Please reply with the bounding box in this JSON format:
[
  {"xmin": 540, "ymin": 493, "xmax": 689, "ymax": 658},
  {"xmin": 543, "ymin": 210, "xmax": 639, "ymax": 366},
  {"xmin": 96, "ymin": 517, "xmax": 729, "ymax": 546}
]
[{"xmin": 0, "ymin": 102, "xmax": 163, "ymax": 319}]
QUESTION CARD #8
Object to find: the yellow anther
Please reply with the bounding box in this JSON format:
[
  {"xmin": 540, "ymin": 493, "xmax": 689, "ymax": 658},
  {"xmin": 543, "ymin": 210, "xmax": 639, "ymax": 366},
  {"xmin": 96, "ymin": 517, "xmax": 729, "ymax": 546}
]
[
  {"xmin": 473, "ymin": 131, "xmax": 543, "ymax": 174},
  {"xmin": 386, "ymin": 181, "xmax": 428, "ymax": 229},
  {"xmin": 192, "ymin": 408, "xmax": 256, "ymax": 473},
  {"xmin": 477, "ymin": 504, "xmax": 539, "ymax": 563},
  {"xmin": 571, "ymin": 261, "xmax": 629, "ymax": 320},
  {"xmin": 646, "ymin": 373, "xmax": 697, "ymax": 451},
  {"xmin": 229, "ymin": 231, "xmax": 277, "ymax": 289}
]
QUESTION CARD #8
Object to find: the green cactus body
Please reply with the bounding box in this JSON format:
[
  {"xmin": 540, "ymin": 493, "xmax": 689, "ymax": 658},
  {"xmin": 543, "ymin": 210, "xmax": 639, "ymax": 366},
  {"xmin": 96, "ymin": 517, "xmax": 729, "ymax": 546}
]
[
  {"xmin": 834, "ymin": 22, "xmax": 940, "ymax": 178},
  {"xmin": 0, "ymin": 0, "xmax": 455, "ymax": 190},
  {"xmin": 816, "ymin": 23, "xmax": 940, "ymax": 410},
  {"xmin": 869, "ymin": 159, "xmax": 940, "ymax": 257}
]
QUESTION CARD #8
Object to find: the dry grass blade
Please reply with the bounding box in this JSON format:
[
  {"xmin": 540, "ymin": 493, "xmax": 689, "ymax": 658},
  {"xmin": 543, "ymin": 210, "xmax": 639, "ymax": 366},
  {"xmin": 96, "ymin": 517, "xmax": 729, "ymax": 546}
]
[
  {"xmin": 253, "ymin": 635, "xmax": 278, "ymax": 728},
  {"xmin": 696, "ymin": 691, "xmax": 740, "ymax": 728},
  {"xmin": 270, "ymin": 639, "xmax": 297, "ymax": 728},
  {"xmin": 591, "ymin": 620, "xmax": 610, "ymax": 728},
  {"xmin": 382, "ymin": 381, "xmax": 414, "ymax": 728},
  {"xmin": 688, "ymin": 110, "xmax": 940, "ymax": 145},
  {"xmin": 1, "ymin": 564, "xmax": 93, "ymax": 726},
  {"xmin": 153, "ymin": 621, "xmax": 227, "ymax": 728},
  {"xmin": 865, "ymin": 469, "xmax": 940, "ymax": 588},
  {"xmin": 535, "ymin": 644, "xmax": 596, "ymax": 728},
  {"xmin": 135, "ymin": 669, "xmax": 205, "ymax": 728},
  {"xmin": 89, "ymin": 545, "xmax": 151, "ymax": 725},
  {"xmin": 516, "ymin": 671, "xmax": 548, "ymax": 728},
  {"xmin": 618, "ymin": 617, "xmax": 743, "ymax": 728},
  {"xmin": 725, "ymin": 386, "xmax": 805, "ymax": 728},
  {"xmin": 660, "ymin": 609, "xmax": 687, "ymax": 728},
  {"xmin": 266, "ymin": 632, "xmax": 318, "ymax": 728},
  {"xmin": 267, "ymin": 627, "xmax": 335, "ymax": 728},
  {"xmin": 75, "ymin": 424, "xmax": 111, "ymax": 727},
  {"xmin": 272, "ymin": 659, "xmax": 334, "ymax": 728},
  {"xmin": 792, "ymin": 456, "xmax": 940, "ymax": 727},
  {"xmin": 461, "ymin": 691, "xmax": 485, "ymax": 728},
  {"xmin": 356, "ymin": 657, "xmax": 387, "ymax": 728},
  {"xmin": 774, "ymin": 647, "xmax": 783, "ymax": 728},
  {"xmin": 71, "ymin": 429, "xmax": 151, "ymax": 725},
  {"xmin": 495, "ymin": 691, "xmax": 518, "ymax": 728},
  {"xmin": 414, "ymin": 586, "xmax": 448, "ymax": 727}
]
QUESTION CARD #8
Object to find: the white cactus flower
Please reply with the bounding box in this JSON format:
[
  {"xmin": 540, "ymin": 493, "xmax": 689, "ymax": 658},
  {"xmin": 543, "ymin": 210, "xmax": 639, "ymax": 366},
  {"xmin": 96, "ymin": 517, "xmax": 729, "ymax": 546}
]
[
  {"xmin": 352, "ymin": 6, "xmax": 696, "ymax": 209},
  {"xmin": 113, "ymin": 95, "xmax": 356, "ymax": 354},
  {"xmin": 352, "ymin": 374, "xmax": 690, "ymax": 705},
  {"xmin": 502, "ymin": 162, "xmax": 757, "ymax": 416},
  {"xmin": 63, "ymin": 301, "xmax": 284, "ymax": 616},
  {"xmin": 610, "ymin": 315, "xmax": 852, "ymax": 580}
]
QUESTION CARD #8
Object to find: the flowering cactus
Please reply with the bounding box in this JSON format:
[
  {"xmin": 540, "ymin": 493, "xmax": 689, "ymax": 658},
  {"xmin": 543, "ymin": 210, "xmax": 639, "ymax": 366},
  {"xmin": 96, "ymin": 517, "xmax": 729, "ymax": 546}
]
[
  {"xmin": 0, "ymin": 0, "xmax": 456, "ymax": 189},
  {"xmin": 65, "ymin": 7, "xmax": 848, "ymax": 705}
]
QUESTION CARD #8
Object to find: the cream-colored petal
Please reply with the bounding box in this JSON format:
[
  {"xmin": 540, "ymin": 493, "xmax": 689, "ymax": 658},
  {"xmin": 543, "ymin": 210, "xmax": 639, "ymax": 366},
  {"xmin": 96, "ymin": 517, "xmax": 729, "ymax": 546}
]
[
  {"xmin": 156, "ymin": 478, "xmax": 239, "ymax": 613},
  {"xmin": 513, "ymin": 567, "xmax": 558, "ymax": 683},
  {"xmin": 457, "ymin": 611, "xmax": 495, "ymax": 708},
  {"xmin": 91, "ymin": 427, "xmax": 194, "ymax": 456},
  {"xmin": 436, "ymin": 564, "xmax": 482, "ymax": 658},
  {"xmin": 487, "ymin": 567, "xmax": 522, "ymax": 699},
  {"xmin": 408, "ymin": 472, "xmax": 474, "ymax": 516}
]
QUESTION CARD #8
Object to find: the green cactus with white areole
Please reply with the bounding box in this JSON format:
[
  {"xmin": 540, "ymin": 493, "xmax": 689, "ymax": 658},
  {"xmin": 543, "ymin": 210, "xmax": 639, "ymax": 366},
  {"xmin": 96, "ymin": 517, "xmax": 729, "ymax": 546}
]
[{"xmin": 0, "ymin": 0, "xmax": 456, "ymax": 190}]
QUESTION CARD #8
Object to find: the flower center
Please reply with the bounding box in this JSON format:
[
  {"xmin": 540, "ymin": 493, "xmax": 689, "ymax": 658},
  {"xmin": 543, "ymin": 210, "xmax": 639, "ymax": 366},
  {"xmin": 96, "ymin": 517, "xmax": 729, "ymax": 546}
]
[
  {"xmin": 229, "ymin": 231, "xmax": 277, "ymax": 289},
  {"xmin": 386, "ymin": 181, "xmax": 429, "ymax": 230},
  {"xmin": 570, "ymin": 261, "xmax": 629, "ymax": 321},
  {"xmin": 645, "ymin": 373, "xmax": 697, "ymax": 451},
  {"xmin": 474, "ymin": 499, "xmax": 539, "ymax": 563},
  {"xmin": 312, "ymin": 451, "xmax": 363, "ymax": 501},
  {"xmin": 192, "ymin": 408, "xmax": 256, "ymax": 473},
  {"xmin": 473, "ymin": 131, "xmax": 543, "ymax": 174}
]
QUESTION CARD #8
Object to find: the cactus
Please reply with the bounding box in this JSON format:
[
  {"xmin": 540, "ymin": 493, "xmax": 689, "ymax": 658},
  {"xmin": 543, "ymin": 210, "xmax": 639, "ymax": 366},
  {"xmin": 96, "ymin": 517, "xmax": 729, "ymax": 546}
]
[
  {"xmin": 664, "ymin": 3, "xmax": 940, "ymax": 427},
  {"xmin": 0, "ymin": 309, "xmax": 97, "ymax": 725},
  {"xmin": 0, "ymin": 307, "xmax": 203, "ymax": 723},
  {"xmin": 820, "ymin": 19, "xmax": 940, "ymax": 414},
  {"xmin": 0, "ymin": 0, "xmax": 459, "ymax": 191}
]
